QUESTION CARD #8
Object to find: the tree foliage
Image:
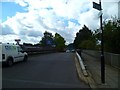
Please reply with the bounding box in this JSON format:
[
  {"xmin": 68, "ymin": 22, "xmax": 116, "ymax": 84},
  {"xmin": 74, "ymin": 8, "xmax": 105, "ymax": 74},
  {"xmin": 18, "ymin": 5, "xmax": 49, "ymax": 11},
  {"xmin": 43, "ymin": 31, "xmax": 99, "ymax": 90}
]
[
  {"xmin": 67, "ymin": 43, "xmax": 74, "ymax": 50},
  {"xmin": 40, "ymin": 31, "xmax": 54, "ymax": 46},
  {"xmin": 95, "ymin": 19, "xmax": 120, "ymax": 53},
  {"xmin": 74, "ymin": 25, "xmax": 96, "ymax": 49},
  {"xmin": 73, "ymin": 18, "xmax": 120, "ymax": 54},
  {"xmin": 79, "ymin": 40, "xmax": 96, "ymax": 49},
  {"xmin": 40, "ymin": 31, "xmax": 66, "ymax": 51},
  {"xmin": 54, "ymin": 33, "xmax": 66, "ymax": 51}
]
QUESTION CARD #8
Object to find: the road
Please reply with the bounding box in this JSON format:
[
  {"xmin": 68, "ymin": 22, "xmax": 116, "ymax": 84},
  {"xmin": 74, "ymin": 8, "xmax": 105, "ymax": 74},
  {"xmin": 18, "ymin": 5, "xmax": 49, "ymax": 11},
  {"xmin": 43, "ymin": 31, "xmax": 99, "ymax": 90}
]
[{"xmin": 2, "ymin": 52, "xmax": 90, "ymax": 88}]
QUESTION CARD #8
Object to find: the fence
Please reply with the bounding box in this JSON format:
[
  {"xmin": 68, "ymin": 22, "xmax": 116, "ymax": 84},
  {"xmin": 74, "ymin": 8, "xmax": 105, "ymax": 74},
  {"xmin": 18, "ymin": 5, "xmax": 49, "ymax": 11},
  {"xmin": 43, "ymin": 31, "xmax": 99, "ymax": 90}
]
[
  {"xmin": 82, "ymin": 50, "xmax": 120, "ymax": 69},
  {"xmin": 20, "ymin": 45, "xmax": 57, "ymax": 55}
]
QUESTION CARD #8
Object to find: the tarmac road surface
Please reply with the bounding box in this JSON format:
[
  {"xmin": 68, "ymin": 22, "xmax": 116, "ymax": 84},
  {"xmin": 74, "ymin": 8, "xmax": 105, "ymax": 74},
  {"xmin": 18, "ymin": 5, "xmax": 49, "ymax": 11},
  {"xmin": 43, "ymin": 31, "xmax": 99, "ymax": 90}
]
[{"xmin": 2, "ymin": 53, "xmax": 90, "ymax": 88}]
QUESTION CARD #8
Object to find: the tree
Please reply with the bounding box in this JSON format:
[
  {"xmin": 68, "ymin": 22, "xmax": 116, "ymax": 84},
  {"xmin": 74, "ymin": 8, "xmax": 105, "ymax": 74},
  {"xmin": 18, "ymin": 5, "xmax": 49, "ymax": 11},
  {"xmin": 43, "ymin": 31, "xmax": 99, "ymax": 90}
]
[
  {"xmin": 103, "ymin": 19, "xmax": 120, "ymax": 53},
  {"xmin": 40, "ymin": 31, "xmax": 66, "ymax": 52},
  {"xmin": 67, "ymin": 43, "xmax": 74, "ymax": 50},
  {"xmin": 40, "ymin": 31, "xmax": 54, "ymax": 46},
  {"xmin": 95, "ymin": 18, "xmax": 120, "ymax": 54},
  {"xmin": 54, "ymin": 33, "xmax": 66, "ymax": 51},
  {"xmin": 79, "ymin": 40, "xmax": 96, "ymax": 49},
  {"xmin": 74, "ymin": 25, "xmax": 95, "ymax": 49}
]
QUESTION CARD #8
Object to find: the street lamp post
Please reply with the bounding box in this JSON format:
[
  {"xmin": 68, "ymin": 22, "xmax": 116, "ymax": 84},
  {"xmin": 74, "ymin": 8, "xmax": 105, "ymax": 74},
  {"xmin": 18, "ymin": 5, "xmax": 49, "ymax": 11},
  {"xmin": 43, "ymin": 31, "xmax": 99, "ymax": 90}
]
[
  {"xmin": 99, "ymin": 0, "xmax": 105, "ymax": 84},
  {"xmin": 93, "ymin": 0, "xmax": 105, "ymax": 84}
]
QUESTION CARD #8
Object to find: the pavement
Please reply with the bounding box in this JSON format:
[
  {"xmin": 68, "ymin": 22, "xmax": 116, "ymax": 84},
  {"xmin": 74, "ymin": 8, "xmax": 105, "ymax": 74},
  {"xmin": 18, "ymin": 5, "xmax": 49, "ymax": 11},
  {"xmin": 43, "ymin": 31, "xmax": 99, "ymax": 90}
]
[{"xmin": 75, "ymin": 52, "xmax": 120, "ymax": 89}]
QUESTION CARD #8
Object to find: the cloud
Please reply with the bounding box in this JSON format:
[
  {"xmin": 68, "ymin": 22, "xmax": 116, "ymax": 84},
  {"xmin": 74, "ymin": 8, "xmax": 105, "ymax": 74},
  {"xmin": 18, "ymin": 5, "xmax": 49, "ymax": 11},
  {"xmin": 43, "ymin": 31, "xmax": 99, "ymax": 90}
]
[
  {"xmin": 2, "ymin": 24, "xmax": 15, "ymax": 35},
  {"xmin": 15, "ymin": 0, "xmax": 28, "ymax": 7},
  {"xmin": 1, "ymin": 0, "xmax": 120, "ymax": 44},
  {"xmin": 19, "ymin": 29, "xmax": 42, "ymax": 37},
  {"xmin": 0, "ymin": 34, "xmax": 42, "ymax": 44},
  {"xmin": 0, "ymin": 34, "xmax": 20, "ymax": 43},
  {"xmin": 102, "ymin": 1, "xmax": 119, "ymax": 19},
  {"xmin": 19, "ymin": 35, "xmax": 42, "ymax": 44},
  {"xmin": 78, "ymin": 9, "xmax": 100, "ymax": 30}
]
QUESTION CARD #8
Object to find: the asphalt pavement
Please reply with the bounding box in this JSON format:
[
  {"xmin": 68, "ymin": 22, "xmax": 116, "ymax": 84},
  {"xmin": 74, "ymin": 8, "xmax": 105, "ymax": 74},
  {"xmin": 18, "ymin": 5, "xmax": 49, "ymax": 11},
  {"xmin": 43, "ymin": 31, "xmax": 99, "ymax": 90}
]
[{"xmin": 2, "ymin": 52, "xmax": 90, "ymax": 88}]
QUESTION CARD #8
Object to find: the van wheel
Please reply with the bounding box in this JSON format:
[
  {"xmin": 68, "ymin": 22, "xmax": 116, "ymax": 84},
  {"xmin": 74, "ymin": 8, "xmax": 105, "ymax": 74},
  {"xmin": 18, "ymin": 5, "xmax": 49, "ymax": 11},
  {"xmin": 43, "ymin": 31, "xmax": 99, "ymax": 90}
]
[
  {"xmin": 23, "ymin": 56, "xmax": 28, "ymax": 62},
  {"xmin": 7, "ymin": 58, "xmax": 13, "ymax": 66}
]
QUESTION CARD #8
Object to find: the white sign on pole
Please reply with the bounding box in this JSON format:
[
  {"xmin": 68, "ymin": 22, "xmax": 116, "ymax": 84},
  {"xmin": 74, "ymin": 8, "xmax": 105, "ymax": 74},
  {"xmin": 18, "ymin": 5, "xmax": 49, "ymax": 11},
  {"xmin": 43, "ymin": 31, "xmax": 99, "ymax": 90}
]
[
  {"xmin": 98, "ymin": 11, "xmax": 103, "ymax": 17},
  {"xmin": 118, "ymin": 1, "xmax": 120, "ymax": 19}
]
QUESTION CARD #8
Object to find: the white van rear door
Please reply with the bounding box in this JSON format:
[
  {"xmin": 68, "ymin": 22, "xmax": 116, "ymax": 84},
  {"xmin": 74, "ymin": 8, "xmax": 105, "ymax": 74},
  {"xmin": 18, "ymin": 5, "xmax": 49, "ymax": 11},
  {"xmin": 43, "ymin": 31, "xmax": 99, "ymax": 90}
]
[{"xmin": 16, "ymin": 46, "xmax": 24, "ymax": 61}]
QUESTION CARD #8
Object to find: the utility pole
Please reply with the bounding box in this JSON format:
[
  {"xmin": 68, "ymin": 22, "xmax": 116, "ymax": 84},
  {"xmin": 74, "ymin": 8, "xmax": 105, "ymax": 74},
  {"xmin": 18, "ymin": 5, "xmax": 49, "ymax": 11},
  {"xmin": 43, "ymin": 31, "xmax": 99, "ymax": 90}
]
[
  {"xmin": 93, "ymin": 0, "xmax": 105, "ymax": 84},
  {"xmin": 99, "ymin": 0, "xmax": 105, "ymax": 84}
]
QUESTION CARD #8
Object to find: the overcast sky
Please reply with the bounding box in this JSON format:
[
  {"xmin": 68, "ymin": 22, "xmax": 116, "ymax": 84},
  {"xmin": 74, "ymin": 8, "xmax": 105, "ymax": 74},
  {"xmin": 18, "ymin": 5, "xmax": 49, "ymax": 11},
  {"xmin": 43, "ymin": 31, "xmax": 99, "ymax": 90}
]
[{"xmin": 0, "ymin": 0, "xmax": 119, "ymax": 44}]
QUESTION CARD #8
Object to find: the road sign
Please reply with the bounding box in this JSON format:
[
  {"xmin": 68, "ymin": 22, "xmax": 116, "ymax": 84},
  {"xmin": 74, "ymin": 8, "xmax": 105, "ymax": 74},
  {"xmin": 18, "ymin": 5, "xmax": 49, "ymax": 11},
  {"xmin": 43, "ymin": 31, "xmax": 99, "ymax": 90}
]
[
  {"xmin": 98, "ymin": 11, "xmax": 103, "ymax": 17},
  {"xmin": 47, "ymin": 40, "xmax": 52, "ymax": 45},
  {"xmin": 93, "ymin": 2, "xmax": 101, "ymax": 10}
]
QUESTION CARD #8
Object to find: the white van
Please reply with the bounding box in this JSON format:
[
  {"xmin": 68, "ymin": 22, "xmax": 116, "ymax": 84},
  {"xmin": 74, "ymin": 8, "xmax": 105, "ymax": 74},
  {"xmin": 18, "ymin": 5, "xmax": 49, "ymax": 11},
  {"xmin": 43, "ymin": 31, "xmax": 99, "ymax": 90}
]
[{"xmin": 0, "ymin": 43, "xmax": 28, "ymax": 66}]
